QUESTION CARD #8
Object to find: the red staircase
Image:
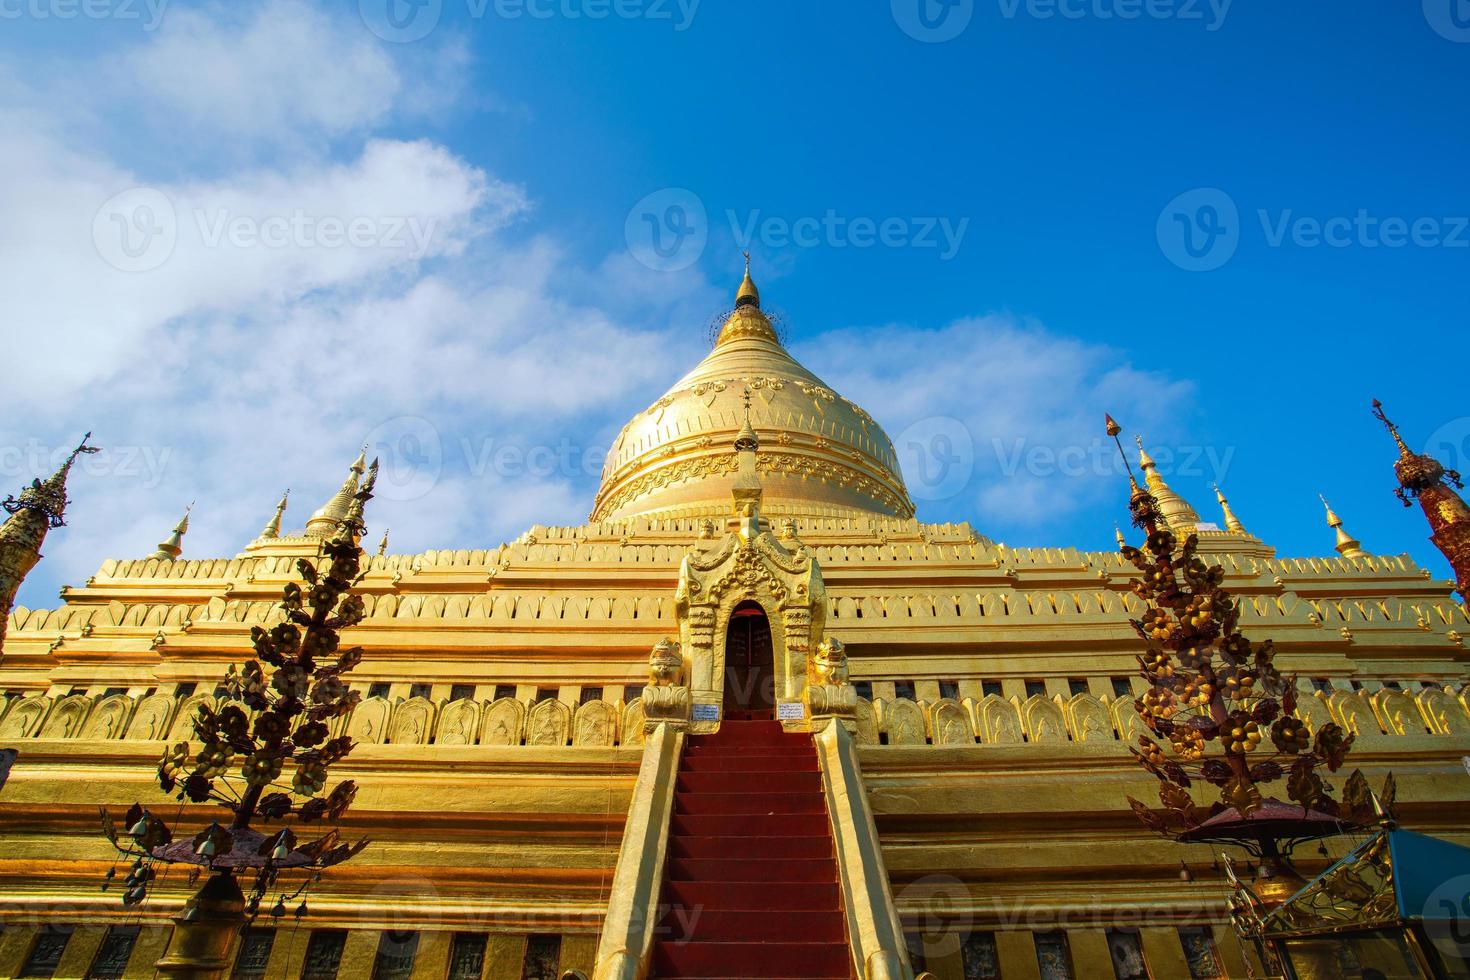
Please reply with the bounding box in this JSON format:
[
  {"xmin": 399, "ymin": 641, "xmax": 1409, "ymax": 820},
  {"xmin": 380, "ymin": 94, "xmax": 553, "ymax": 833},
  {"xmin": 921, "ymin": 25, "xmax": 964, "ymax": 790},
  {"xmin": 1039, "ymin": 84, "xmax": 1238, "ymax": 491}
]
[{"xmin": 651, "ymin": 719, "xmax": 852, "ymax": 979}]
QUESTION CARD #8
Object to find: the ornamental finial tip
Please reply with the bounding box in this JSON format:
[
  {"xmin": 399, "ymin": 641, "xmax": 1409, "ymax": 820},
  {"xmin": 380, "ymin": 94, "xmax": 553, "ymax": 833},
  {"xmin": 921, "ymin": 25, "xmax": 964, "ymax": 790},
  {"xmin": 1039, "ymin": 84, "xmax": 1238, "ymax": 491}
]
[{"xmin": 735, "ymin": 253, "xmax": 760, "ymax": 309}]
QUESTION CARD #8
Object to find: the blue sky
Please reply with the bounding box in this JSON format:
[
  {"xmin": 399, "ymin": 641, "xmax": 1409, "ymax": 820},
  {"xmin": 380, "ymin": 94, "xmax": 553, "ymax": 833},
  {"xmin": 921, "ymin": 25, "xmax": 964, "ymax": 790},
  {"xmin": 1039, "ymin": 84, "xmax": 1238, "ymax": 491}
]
[{"xmin": 2, "ymin": 0, "xmax": 1468, "ymax": 608}]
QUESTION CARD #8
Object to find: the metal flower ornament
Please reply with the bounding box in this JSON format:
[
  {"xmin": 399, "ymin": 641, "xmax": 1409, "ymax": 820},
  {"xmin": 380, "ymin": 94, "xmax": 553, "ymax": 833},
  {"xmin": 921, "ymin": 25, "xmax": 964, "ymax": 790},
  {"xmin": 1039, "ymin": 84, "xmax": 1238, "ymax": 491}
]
[
  {"xmin": 1104, "ymin": 417, "xmax": 1389, "ymax": 848},
  {"xmin": 101, "ymin": 461, "xmax": 378, "ymax": 922}
]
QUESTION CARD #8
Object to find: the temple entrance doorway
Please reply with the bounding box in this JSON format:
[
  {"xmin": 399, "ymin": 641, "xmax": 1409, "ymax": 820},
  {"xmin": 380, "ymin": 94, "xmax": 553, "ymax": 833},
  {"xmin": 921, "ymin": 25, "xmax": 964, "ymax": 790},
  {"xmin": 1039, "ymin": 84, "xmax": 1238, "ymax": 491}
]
[{"xmin": 723, "ymin": 601, "xmax": 775, "ymax": 719}]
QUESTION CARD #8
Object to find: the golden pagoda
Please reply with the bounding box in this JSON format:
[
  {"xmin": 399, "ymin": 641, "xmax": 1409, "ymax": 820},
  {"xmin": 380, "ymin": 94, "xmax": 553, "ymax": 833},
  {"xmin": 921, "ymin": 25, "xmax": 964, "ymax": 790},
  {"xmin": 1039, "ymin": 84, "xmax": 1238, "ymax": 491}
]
[{"xmin": 1, "ymin": 270, "xmax": 1469, "ymax": 980}]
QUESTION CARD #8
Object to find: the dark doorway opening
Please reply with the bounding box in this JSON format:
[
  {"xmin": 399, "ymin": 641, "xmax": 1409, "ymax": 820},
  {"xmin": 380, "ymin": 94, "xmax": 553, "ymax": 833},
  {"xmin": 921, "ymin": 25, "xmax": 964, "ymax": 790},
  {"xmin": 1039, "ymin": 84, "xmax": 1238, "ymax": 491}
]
[{"xmin": 723, "ymin": 601, "xmax": 775, "ymax": 719}]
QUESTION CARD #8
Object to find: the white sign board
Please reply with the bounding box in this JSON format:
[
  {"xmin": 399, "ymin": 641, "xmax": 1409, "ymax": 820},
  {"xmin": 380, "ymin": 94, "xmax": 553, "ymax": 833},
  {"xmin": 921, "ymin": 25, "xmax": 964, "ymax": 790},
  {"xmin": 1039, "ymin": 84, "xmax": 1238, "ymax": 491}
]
[
  {"xmin": 777, "ymin": 701, "xmax": 806, "ymax": 721},
  {"xmin": 692, "ymin": 703, "xmax": 720, "ymax": 722},
  {"xmin": 1463, "ymin": 755, "xmax": 1470, "ymax": 778}
]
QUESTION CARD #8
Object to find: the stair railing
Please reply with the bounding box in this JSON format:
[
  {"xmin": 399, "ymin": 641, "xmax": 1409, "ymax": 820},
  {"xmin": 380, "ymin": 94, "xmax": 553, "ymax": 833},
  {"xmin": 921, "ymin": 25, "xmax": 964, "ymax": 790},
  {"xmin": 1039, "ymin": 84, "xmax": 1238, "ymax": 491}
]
[
  {"xmin": 813, "ymin": 720, "xmax": 922, "ymax": 980},
  {"xmin": 589, "ymin": 721, "xmax": 685, "ymax": 980}
]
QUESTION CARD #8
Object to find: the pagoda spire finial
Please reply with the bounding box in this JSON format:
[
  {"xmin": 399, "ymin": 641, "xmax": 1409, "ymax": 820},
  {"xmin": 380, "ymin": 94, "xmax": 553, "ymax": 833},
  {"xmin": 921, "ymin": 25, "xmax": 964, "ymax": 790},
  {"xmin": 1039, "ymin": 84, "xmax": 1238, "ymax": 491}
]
[
  {"xmin": 1114, "ymin": 523, "xmax": 1127, "ymax": 549},
  {"xmin": 151, "ymin": 502, "xmax": 193, "ymax": 562},
  {"xmin": 1214, "ymin": 484, "xmax": 1248, "ymax": 535},
  {"xmin": 259, "ymin": 489, "xmax": 289, "ymax": 540},
  {"xmin": 1320, "ymin": 494, "xmax": 1367, "ymax": 560},
  {"xmin": 1135, "ymin": 435, "xmax": 1201, "ymax": 533},
  {"xmin": 305, "ymin": 447, "xmax": 368, "ymax": 539},
  {"xmin": 735, "ymin": 251, "xmax": 760, "ymax": 309},
  {"xmin": 1368, "ymin": 400, "xmax": 1469, "ymax": 599},
  {"xmin": 377, "ymin": 527, "xmax": 390, "ymax": 557},
  {"xmin": 1105, "ymin": 414, "xmax": 1161, "ymax": 535},
  {"xmin": 1, "ymin": 433, "xmax": 100, "ymax": 645}
]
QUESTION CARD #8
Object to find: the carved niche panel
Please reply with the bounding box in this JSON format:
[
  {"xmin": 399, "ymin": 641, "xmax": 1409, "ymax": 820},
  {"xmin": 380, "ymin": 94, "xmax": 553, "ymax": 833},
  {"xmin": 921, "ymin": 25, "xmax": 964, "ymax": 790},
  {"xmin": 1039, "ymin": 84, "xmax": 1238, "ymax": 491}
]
[
  {"xmin": 435, "ymin": 699, "xmax": 480, "ymax": 746},
  {"xmin": 1022, "ymin": 695, "xmax": 1068, "ymax": 744},
  {"xmin": 853, "ymin": 697, "xmax": 879, "ymax": 745},
  {"xmin": 80, "ymin": 695, "xmax": 135, "ymax": 740},
  {"xmin": 0, "ymin": 697, "xmax": 52, "ymax": 739},
  {"xmin": 167, "ymin": 694, "xmax": 216, "ymax": 742},
  {"xmin": 1372, "ymin": 690, "xmax": 1425, "ymax": 736},
  {"xmin": 881, "ymin": 698, "xmax": 926, "ymax": 745},
  {"xmin": 1328, "ymin": 691, "xmax": 1383, "ymax": 741},
  {"xmin": 574, "ymin": 700, "xmax": 617, "ymax": 747},
  {"xmin": 526, "ymin": 699, "xmax": 572, "ymax": 747},
  {"xmin": 39, "ymin": 695, "xmax": 92, "ymax": 739},
  {"xmin": 347, "ymin": 696, "xmax": 393, "ymax": 745},
  {"xmin": 388, "ymin": 697, "xmax": 436, "ymax": 745},
  {"xmin": 928, "ymin": 698, "xmax": 974, "ymax": 745},
  {"xmin": 1418, "ymin": 688, "xmax": 1470, "ymax": 735},
  {"xmin": 1065, "ymin": 693, "xmax": 1113, "ymax": 743},
  {"xmin": 977, "ymin": 695, "xmax": 1024, "ymax": 745},
  {"xmin": 125, "ymin": 694, "xmax": 177, "ymax": 740},
  {"xmin": 1110, "ymin": 696, "xmax": 1145, "ymax": 744},
  {"xmin": 620, "ymin": 698, "xmax": 645, "ymax": 746},
  {"xmin": 479, "ymin": 697, "xmax": 526, "ymax": 746}
]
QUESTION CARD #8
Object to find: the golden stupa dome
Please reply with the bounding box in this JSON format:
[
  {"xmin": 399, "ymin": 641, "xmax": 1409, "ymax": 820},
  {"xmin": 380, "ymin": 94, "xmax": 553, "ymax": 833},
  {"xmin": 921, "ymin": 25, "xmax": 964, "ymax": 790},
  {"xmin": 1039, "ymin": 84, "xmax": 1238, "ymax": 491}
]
[{"xmin": 591, "ymin": 263, "xmax": 914, "ymax": 523}]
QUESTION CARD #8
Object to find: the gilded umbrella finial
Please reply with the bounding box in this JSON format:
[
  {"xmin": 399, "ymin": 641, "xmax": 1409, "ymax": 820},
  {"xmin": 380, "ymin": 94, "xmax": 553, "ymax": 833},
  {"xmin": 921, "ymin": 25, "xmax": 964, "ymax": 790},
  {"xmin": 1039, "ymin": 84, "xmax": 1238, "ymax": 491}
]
[{"xmin": 735, "ymin": 252, "xmax": 760, "ymax": 309}]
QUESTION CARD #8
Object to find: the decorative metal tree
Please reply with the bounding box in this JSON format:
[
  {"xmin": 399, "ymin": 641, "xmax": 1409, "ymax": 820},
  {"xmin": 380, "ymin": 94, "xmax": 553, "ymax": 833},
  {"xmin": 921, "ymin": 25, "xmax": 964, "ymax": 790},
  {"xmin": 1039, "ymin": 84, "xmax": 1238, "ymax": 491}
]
[
  {"xmin": 101, "ymin": 461, "xmax": 378, "ymax": 978},
  {"xmin": 1105, "ymin": 416, "xmax": 1389, "ymax": 899}
]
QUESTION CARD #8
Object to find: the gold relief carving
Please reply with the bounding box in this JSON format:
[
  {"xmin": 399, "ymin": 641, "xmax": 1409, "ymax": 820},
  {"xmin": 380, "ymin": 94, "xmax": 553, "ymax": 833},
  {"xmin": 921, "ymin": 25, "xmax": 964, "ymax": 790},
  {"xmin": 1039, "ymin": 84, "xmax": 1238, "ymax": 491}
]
[
  {"xmin": 574, "ymin": 700, "xmax": 617, "ymax": 746},
  {"xmin": 880, "ymin": 698, "xmax": 926, "ymax": 745},
  {"xmin": 347, "ymin": 696, "xmax": 392, "ymax": 745},
  {"xmin": 434, "ymin": 698, "xmax": 480, "ymax": 746},
  {"xmin": 976, "ymin": 696, "xmax": 1024, "ymax": 745},
  {"xmin": 648, "ymin": 637, "xmax": 684, "ymax": 687},
  {"xmin": 526, "ymin": 698, "xmax": 572, "ymax": 746},
  {"xmin": 853, "ymin": 697, "xmax": 879, "ymax": 745},
  {"xmin": 1328, "ymin": 690, "xmax": 1384, "ymax": 740},
  {"xmin": 1110, "ymin": 695, "xmax": 1145, "ymax": 743},
  {"xmin": 1417, "ymin": 688, "xmax": 1470, "ymax": 735},
  {"xmin": 794, "ymin": 381, "xmax": 836, "ymax": 407},
  {"xmin": 707, "ymin": 546, "xmax": 788, "ymax": 605},
  {"xmin": 37, "ymin": 694, "xmax": 90, "ymax": 739},
  {"xmin": 0, "ymin": 696, "xmax": 51, "ymax": 739},
  {"xmin": 641, "ymin": 685, "xmax": 691, "ymax": 729},
  {"xmin": 166, "ymin": 694, "xmax": 217, "ymax": 742},
  {"xmin": 620, "ymin": 698, "xmax": 645, "ymax": 745},
  {"xmin": 1063, "ymin": 693, "xmax": 1112, "ymax": 743},
  {"xmin": 1293, "ymin": 688, "xmax": 1336, "ymax": 734},
  {"xmin": 1021, "ymin": 695, "xmax": 1068, "ymax": 744},
  {"xmin": 1371, "ymin": 689, "xmax": 1423, "ymax": 736},
  {"xmin": 79, "ymin": 694, "xmax": 134, "ymax": 740},
  {"xmin": 928, "ymin": 698, "xmax": 973, "ymax": 745},
  {"xmin": 807, "ymin": 636, "xmax": 847, "ymax": 687},
  {"xmin": 478, "ymin": 697, "xmax": 526, "ymax": 746},
  {"xmin": 124, "ymin": 693, "xmax": 177, "ymax": 740}
]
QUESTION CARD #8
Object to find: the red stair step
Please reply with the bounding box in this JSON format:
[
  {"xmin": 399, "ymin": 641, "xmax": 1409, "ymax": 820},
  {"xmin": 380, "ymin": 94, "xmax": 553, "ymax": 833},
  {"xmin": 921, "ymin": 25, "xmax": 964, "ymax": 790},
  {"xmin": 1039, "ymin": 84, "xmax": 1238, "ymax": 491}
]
[
  {"xmin": 677, "ymin": 770, "xmax": 821, "ymax": 794},
  {"xmin": 675, "ymin": 792, "xmax": 825, "ymax": 816},
  {"xmin": 680, "ymin": 752, "xmax": 817, "ymax": 773},
  {"xmin": 667, "ymin": 856, "xmax": 836, "ymax": 883},
  {"xmin": 671, "ymin": 835, "xmax": 832, "ymax": 860},
  {"xmin": 653, "ymin": 940, "xmax": 849, "ymax": 978},
  {"xmin": 670, "ymin": 812, "xmax": 831, "ymax": 837},
  {"xmin": 657, "ymin": 908, "xmax": 846, "ymax": 944},
  {"xmin": 664, "ymin": 880, "xmax": 839, "ymax": 911}
]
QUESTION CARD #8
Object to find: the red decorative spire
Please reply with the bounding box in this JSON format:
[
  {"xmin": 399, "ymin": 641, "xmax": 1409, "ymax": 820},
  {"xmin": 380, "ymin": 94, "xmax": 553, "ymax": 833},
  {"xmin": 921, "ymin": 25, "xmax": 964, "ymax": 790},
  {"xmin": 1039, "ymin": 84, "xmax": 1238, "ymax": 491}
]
[{"xmin": 1372, "ymin": 400, "xmax": 1470, "ymax": 600}]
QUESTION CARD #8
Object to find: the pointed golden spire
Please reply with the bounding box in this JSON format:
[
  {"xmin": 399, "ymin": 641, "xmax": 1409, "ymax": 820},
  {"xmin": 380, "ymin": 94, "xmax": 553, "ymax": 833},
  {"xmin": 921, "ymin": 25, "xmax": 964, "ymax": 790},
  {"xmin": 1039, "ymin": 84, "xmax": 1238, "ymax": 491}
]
[
  {"xmin": 1321, "ymin": 495, "xmax": 1368, "ymax": 559},
  {"xmin": 1105, "ymin": 414, "xmax": 1141, "ymax": 494},
  {"xmin": 1136, "ymin": 436, "xmax": 1201, "ymax": 532},
  {"xmin": 377, "ymin": 527, "xmax": 390, "ymax": 557},
  {"xmin": 1214, "ymin": 485, "xmax": 1248, "ymax": 535},
  {"xmin": 259, "ymin": 489, "xmax": 289, "ymax": 540},
  {"xmin": 1114, "ymin": 523, "xmax": 1127, "ymax": 549},
  {"xmin": 735, "ymin": 251, "xmax": 760, "ymax": 309},
  {"xmin": 731, "ymin": 387, "xmax": 763, "ymax": 532},
  {"xmin": 151, "ymin": 502, "xmax": 193, "ymax": 561},
  {"xmin": 1, "ymin": 434, "xmax": 100, "ymax": 646},
  {"xmin": 306, "ymin": 448, "xmax": 367, "ymax": 539}
]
